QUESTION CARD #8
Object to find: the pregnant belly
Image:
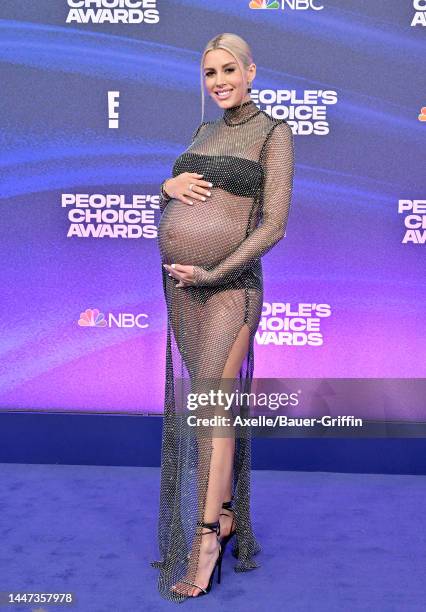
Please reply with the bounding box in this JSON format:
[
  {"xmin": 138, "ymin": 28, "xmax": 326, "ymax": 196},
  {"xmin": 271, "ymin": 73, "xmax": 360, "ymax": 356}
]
[{"xmin": 158, "ymin": 198, "xmax": 247, "ymax": 268}]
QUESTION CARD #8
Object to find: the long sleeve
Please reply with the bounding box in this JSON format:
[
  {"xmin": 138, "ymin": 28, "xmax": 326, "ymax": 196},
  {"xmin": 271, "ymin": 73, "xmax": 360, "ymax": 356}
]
[
  {"xmin": 192, "ymin": 120, "xmax": 294, "ymax": 287},
  {"xmin": 158, "ymin": 122, "xmax": 208, "ymax": 213},
  {"xmin": 159, "ymin": 190, "xmax": 171, "ymax": 213}
]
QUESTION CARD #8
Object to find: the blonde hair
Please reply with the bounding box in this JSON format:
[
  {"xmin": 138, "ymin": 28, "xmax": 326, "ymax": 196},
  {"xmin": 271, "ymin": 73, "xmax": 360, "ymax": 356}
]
[{"xmin": 200, "ymin": 33, "xmax": 253, "ymax": 123}]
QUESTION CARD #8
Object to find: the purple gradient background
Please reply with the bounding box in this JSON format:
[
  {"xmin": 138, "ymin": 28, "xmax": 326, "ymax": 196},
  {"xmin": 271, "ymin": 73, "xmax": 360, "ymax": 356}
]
[{"xmin": 0, "ymin": 1, "xmax": 425, "ymax": 415}]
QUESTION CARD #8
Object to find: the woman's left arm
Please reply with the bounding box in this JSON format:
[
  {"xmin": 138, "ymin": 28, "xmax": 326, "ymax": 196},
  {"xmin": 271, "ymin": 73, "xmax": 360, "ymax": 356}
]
[{"xmin": 192, "ymin": 120, "xmax": 295, "ymax": 287}]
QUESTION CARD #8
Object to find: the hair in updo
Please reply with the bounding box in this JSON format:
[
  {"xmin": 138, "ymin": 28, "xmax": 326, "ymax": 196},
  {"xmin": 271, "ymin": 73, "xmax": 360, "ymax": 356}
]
[{"xmin": 200, "ymin": 33, "xmax": 253, "ymax": 123}]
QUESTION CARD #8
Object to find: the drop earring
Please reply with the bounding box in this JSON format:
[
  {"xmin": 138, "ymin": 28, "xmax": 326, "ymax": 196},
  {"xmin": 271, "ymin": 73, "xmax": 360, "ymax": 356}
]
[{"xmin": 247, "ymin": 81, "xmax": 252, "ymax": 93}]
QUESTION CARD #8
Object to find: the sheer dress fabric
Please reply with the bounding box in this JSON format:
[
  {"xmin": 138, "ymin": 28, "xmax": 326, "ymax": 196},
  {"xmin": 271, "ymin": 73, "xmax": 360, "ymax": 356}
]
[{"xmin": 152, "ymin": 99, "xmax": 294, "ymax": 602}]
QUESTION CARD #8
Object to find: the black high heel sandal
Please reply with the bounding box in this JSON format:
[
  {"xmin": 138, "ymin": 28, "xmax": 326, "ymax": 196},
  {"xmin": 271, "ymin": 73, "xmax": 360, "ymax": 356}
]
[
  {"xmin": 173, "ymin": 519, "xmax": 223, "ymax": 597},
  {"xmin": 219, "ymin": 499, "xmax": 237, "ymax": 556}
]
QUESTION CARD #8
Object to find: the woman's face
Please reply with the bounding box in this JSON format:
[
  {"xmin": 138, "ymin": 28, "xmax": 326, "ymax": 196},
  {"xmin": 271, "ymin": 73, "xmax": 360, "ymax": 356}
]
[{"xmin": 203, "ymin": 49, "xmax": 255, "ymax": 109}]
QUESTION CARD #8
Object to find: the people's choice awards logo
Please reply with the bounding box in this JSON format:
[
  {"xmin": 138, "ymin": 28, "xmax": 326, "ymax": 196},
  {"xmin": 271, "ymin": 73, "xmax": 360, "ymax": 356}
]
[
  {"xmin": 398, "ymin": 200, "xmax": 426, "ymax": 245},
  {"xmin": 249, "ymin": 0, "xmax": 324, "ymax": 10},
  {"xmin": 66, "ymin": 0, "xmax": 160, "ymax": 24},
  {"xmin": 256, "ymin": 302, "xmax": 332, "ymax": 346},
  {"xmin": 412, "ymin": 0, "xmax": 426, "ymax": 26},
  {"xmin": 252, "ymin": 89, "xmax": 337, "ymax": 135},
  {"xmin": 62, "ymin": 193, "xmax": 159, "ymax": 239}
]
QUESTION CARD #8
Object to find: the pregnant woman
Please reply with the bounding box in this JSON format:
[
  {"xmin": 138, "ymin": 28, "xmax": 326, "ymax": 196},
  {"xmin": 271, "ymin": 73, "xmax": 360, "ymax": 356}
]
[{"xmin": 152, "ymin": 32, "xmax": 295, "ymax": 602}]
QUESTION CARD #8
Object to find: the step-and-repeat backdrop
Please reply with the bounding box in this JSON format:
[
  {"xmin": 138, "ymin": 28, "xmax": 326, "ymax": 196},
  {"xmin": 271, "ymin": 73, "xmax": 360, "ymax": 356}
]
[{"xmin": 1, "ymin": 1, "xmax": 425, "ymax": 414}]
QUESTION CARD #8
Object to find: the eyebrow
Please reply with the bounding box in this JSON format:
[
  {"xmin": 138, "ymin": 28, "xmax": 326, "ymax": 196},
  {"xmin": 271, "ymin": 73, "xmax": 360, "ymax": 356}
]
[{"xmin": 203, "ymin": 61, "xmax": 237, "ymax": 71}]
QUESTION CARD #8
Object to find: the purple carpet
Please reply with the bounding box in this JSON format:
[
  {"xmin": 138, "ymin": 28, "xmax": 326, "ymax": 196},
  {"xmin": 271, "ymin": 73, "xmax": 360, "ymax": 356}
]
[{"xmin": 0, "ymin": 464, "xmax": 425, "ymax": 611}]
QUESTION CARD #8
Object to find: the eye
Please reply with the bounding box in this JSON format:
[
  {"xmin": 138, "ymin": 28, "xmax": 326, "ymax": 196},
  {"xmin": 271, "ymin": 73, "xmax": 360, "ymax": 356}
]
[{"xmin": 204, "ymin": 68, "xmax": 235, "ymax": 77}]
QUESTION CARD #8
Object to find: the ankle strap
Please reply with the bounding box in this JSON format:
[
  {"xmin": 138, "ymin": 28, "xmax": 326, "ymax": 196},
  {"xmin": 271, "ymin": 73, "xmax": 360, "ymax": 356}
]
[
  {"xmin": 196, "ymin": 519, "xmax": 220, "ymax": 537},
  {"xmin": 221, "ymin": 500, "xmax": 233, "ymax": 511}
]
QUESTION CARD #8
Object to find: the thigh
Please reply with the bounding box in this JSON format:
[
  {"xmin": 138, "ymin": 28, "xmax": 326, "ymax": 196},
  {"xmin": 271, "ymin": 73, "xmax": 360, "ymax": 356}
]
[{"xmin": 194, "ymin": 288, "xmax": 249, "ymax": 379}]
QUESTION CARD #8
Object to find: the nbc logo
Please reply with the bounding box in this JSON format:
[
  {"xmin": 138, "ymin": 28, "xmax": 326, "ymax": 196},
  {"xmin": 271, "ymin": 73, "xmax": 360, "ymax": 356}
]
[
  {"xmin": 77, "ymin": 307, "xmax": 149, "ymax": 329},
  {"xmin": 78, "ymin": 308, "xmax": 107, "ymax": 327},
  {"xmin": 249, "ymin": 0, "xmax": 280, "ymax": 7},
  {"xmin": 249, "ymin": 0, "xmax": 324, "ymax": 9},
  {"xmin": 418, "ymin": 106, "xmax": 426, "ymax": 122}
]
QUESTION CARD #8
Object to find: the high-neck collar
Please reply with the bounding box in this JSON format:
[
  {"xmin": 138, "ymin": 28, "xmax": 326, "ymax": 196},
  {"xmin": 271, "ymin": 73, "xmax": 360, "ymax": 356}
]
[{"xmin": 223, "ymin": 99, "xmax": 260, "ymax": 126}]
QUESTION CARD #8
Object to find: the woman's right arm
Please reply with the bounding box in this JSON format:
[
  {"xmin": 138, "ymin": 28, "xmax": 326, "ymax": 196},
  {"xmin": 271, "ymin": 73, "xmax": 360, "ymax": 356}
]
[
  {"xmin": 159, "ymin": 122, "xmax": 211, "ymax": 212},
  {"xmin": 159, "ymin": 173, "xmax": 212, "ymax": 211},
  {"xmin": 159, "ymin": 178, "xmax": 173, "ymax": 213}
]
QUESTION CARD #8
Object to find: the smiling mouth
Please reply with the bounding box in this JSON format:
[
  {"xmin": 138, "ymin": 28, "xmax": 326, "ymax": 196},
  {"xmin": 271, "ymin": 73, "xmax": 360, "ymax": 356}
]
[{"xmin": 215, "ymin": 89, "xmax": 233, "ymax": 99}]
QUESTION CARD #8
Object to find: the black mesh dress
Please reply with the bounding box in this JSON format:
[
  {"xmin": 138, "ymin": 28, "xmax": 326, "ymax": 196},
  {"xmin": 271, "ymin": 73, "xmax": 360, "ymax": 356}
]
[{"xmin": 152, "ymin": 99, "xmax": 294, "ymax": 602}]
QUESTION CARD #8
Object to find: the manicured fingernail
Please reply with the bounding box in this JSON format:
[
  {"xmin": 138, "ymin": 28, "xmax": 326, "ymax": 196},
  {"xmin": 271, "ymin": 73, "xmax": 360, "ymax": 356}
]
[
  {"xmin": 208, "ymin": 183, "xmax": 213, "ymax": 187},
  {"xmin": 206, "ymin": 191, "xmax": 211, "ymax": 196},
  {"xmin": 202, "ymin": 196, "xmax": 206, "ymax": 201}
]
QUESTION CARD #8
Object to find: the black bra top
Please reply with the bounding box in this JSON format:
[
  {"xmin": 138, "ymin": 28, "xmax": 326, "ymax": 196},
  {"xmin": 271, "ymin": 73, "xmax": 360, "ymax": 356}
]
[{"xmin": 172, "ymin": 152, "xmax": 264, "ymax": 198}]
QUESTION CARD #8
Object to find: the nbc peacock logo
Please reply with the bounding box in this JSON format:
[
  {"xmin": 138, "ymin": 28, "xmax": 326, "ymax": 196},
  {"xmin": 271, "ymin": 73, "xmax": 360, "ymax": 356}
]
[
  {"xmin": 249, "ymin": 0, "xmax": 280, "ymax": 8},
  {"xmin": 78, "ymin": 308, "xmax": 107, "ymax": 327}
]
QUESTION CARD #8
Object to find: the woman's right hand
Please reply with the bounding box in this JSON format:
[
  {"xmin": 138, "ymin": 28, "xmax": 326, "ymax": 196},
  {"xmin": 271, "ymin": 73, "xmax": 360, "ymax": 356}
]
[{"xmin": 163, "ymin": 173, "xmax": 213, "ymax": 206}]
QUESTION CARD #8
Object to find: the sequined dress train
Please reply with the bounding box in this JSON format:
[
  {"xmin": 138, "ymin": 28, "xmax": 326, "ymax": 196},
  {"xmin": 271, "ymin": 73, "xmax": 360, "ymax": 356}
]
[{"xmin": 151, "ymin": 99, "xmax": 294, "ymax": 602}]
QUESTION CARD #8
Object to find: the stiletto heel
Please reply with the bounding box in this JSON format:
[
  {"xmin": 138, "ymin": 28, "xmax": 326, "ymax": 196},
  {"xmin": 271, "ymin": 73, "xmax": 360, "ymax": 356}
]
[
  {"xmin": 217, "ymin": 548, "xmax": 222, "ymax": 584},
  {"xmin": 173, "ymin": 519, "xmax": 223, "ymax": 597},
  {"xmin": 219, "ymin": 499, "xmax": 237, "ymax": 556}
]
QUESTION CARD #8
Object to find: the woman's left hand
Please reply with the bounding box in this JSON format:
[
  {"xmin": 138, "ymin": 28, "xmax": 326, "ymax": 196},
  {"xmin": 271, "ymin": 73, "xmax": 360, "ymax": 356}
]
[{"xmin": 163, "ymin": 263, "xmax": 196, "ymax": 287}]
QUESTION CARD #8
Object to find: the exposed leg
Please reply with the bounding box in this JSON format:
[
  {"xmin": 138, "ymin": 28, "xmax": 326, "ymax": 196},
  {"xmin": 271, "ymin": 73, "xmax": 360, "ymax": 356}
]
[
  {"xmin": 172, "ymin": 319, "xmax": 251, "ymax": 597},
  {"xmin": 205, "ymin": 324, "xmax": 250, "ymax": 541}
]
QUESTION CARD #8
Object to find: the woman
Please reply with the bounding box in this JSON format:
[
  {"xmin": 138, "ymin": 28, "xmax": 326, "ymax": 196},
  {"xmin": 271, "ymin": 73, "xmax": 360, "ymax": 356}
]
[{"xmin": 152, "ymin": 32, "xmax": 294, "ymax": 602}]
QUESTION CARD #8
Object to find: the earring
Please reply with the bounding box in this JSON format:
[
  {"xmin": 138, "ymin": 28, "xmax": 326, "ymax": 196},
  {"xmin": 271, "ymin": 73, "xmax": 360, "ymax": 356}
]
[{"xmin": 247, "ymin": 81, "xmax": 252, "ymax": 93}]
